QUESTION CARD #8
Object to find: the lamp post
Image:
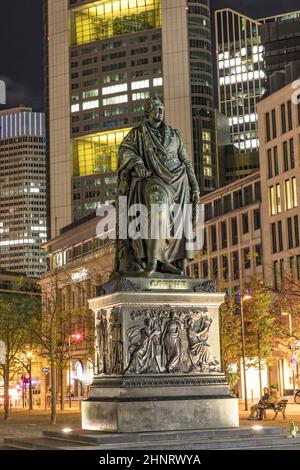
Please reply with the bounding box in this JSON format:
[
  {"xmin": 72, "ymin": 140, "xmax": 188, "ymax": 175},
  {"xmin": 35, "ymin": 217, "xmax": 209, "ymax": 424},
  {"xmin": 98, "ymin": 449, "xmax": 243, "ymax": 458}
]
[
  {"xmin": 68, "ymin": 335, "xmax": 72, "ymax": 409},
  {"xmin": 282, "ymin": 312, "xmax": 296, "ymax": 396},
  {"xmin": 240, "ymin": 291, "xmax": 252, "ymax": 412},
  {"xmin": 26, "ymin": 352, "xmax": 33, "ymax": 410}
]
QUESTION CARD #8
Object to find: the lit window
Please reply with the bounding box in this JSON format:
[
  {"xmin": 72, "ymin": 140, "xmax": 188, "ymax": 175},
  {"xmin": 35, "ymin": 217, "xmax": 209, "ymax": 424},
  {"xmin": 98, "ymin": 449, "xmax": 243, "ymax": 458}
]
[
  {"xmin": 71, "ymin": 104, "xmax": 80, "ymax": 113},
  {"xmin": 204, "ymin": 167, "xmax": 212, "ymax": 177},
  {"xmin": 103, "ymin": 95, "xmax": 128, "ymax": 106},
  {"xmin": 153, "ymin": 77, "xmax": 163, "ymax": 87},
  {"xmin": 83, "ymin": 89, "xmax": 99, "ymax": 99},
  {"xmin": 82, "ymin": 100, "xmax": 99, "ymax": 110},
  {"xmin": 269, "ymin": 186, "xmax": 276, "ymax": 216},
  {"xmin": 276, "ymin": 184, "xmax": 281, "ymax": 213},
  {"xmin": 102, "ymin": 83, "xmax": 128, "ymax": 95},
  {"xmin": 73, "ymin": 0, "xmax": 162, "ymax": 45},
  {"xmin": 131, "ymin": 80, "xmax": 150, "ymax": 90},
  {"xmin": 285, "ymin": 180, "xmax": 293, "ymax": 210},
  {"xmin": 292, "ymin": 177, "xmax": 298, "ymax": 208},
  {"xmin": 132, "ymin": 91, "xmax": 150, "ymax": 101}
]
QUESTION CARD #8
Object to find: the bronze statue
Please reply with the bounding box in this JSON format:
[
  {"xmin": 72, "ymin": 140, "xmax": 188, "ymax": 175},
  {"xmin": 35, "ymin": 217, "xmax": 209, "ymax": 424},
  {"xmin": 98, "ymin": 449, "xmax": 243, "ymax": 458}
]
[{"xmin": 115, "ymin": 96, "xmax": 200, "ymax": 276}]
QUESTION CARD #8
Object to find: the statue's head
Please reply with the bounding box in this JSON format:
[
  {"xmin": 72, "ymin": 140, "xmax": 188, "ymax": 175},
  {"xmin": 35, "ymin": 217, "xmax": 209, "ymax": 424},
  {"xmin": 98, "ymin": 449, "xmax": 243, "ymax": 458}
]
[{"xmin": 144, "ymin": 95, "xmax": 164, "ymax": 124}]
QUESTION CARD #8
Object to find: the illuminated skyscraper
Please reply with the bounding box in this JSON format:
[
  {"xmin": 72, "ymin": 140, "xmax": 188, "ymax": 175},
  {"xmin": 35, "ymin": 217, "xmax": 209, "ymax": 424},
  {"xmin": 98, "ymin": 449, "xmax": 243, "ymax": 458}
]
[
  {"xmin": 0, "ymin": 106, "xmax": 47, "ymax": 277},
  {"xmin": 215, "ymin": 9, "xmax": 300, "ymax": 153},
  {"xmin": 215, "ymin": 9, "xmax": 265, "ymax": 152},
  {"xmin": 45, "ymin": 0, "xmax": 217, "ymax": 237}
]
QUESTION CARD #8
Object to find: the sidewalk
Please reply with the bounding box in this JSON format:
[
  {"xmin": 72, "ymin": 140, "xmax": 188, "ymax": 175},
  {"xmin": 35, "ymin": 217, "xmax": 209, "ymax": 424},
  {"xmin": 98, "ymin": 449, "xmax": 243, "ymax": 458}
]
[
  {"xmin": 1, "ymin": 402, "xmax": 300, "ymax": 448},
  {"xmin": 0, "ymin": 408, "xmax": 81, "ymax": 447},
  {"xmin": 239, "ymin": 399, "xmax": 300, "ymax": 429}
]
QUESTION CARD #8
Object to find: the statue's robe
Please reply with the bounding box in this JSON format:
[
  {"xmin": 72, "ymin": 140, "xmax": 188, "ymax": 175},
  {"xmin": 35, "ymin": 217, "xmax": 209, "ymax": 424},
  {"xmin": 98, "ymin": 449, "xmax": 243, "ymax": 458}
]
[{"xmin": 116, "ymin": 121, "xmax": 199, "ymax": 273}]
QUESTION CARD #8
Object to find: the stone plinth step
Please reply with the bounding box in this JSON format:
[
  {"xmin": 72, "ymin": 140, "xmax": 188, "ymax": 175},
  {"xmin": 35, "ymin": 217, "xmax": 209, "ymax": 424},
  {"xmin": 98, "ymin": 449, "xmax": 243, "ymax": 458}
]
[
  {"xmin": 42, "ymin": 426, "xmax": 285, "ymax": 446},
  {"xmin": 4, "ymin": 427, "xmax": 300, "ymax": 450}
]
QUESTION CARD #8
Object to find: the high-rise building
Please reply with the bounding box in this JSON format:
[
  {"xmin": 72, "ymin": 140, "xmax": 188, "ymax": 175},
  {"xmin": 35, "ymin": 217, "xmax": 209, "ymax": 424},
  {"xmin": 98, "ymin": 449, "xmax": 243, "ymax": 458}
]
[
  {"xmin": 260, "ymin": 13, "xmax": 300, "ymax": 89},
  {"xmin": 0, "ymin": 106, "xmax": 47, "ymax": 277},
  {"xmin": 257, "ymin": 73, "xmax": 300, "ymax": 291},
  {"xmin": 215, "ymin": 8, "xmax": 300, "ymax": 153},
  {"xmin": 46, "ymin": 0, "xmax": 217, "ymax": 238},
  {"xmin": 215, "ymin": 9, "xmax": 265, "ymax": 152}
]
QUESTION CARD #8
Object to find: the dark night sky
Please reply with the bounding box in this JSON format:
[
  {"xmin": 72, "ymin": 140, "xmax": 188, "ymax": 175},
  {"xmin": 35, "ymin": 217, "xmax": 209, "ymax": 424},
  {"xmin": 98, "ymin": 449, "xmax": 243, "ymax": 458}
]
[{"xmin": 0, "ymin": 0, "xmax": 300, "ymax": 111}]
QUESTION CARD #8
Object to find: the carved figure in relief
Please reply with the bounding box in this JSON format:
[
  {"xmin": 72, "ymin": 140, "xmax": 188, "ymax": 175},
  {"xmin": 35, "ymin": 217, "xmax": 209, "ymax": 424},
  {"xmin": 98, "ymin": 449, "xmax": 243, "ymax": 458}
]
[
  {"xmin": 96, "ymin": 309, "xmax": 108, "ymax": 374},
  {"xmin": 109, "ymin": 310, "xmax": 123, "ymax": 374},
  {"xmin": 125, "ymin": 317, "xmax": 161, "ymax": 374},
  {"xmin": 161, "ymin": 311, "xmax": 182, "ymax": 373},
  {"xmin": 186, "ymin": 316, "xmax": 212, "ymax": 372}
]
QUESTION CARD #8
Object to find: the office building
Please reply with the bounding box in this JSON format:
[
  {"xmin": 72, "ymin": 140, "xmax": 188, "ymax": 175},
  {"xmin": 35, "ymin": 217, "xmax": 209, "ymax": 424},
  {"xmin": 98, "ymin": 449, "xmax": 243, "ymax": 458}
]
[
  {"xmin": 188, "ymin": 171, "xmax": 263, "ymax": 293},
  {"xmin": 260, "ymin": 12, "xmax": 300, "ymax": 80},
  {"xmin": 215, "ymin": 8, "xmax": 300, "ymax": 153},
  {"xmin": 46, "ymin": 0, "xmax": 217, "ymax": 238},
  {"xmin": 215, "ymin": 9, "xmax": 265, "ymax": 152},
  {"xmin": 0, "ymin": 107, "xmax": 47, "ymax": 277},
  {"xmin": 257, "ymin": 74, "xmax": 300, "ymax": 291},
  {"xmin": 40, "ymin": 214, "xmax": 114, "ymax": 404}
]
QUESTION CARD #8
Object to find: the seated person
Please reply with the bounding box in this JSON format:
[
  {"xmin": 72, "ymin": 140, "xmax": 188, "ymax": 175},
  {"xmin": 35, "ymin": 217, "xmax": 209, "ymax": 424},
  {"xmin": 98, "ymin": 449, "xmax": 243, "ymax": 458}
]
[
  {"xmin": 248, "ymin": 387, "xmax": 269, "ymax": 420},
  {"xmin": 257, "ymin": 384, "xmax": 281, "ymax": 420}
]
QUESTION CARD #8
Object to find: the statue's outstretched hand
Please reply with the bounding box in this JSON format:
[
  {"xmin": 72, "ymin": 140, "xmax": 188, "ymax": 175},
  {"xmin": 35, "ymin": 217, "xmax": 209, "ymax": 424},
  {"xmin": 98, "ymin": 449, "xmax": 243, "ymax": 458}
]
[
  {"xmin": 134, "ymin": 164, "xmax": 151, "ymax": 178},
  {"xmin": 192, "ymin": 191, "xmax": 200, "ymax": 204}
]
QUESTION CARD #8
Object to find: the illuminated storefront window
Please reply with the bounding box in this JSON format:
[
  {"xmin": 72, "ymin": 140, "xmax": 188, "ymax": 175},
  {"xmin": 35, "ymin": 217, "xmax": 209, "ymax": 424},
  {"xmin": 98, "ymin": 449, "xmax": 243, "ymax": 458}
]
[
  {"xmin": 73, "ymin": 128, "xmax": 131, "ymax": 177},
  {"xmin": 72, "ymin": 0, "xmax": 162, "ymax": 45}
]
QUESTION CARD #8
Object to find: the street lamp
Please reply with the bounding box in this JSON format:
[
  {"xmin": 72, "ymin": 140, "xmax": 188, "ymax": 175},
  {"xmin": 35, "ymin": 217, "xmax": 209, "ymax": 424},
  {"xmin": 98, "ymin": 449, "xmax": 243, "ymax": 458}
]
[
  {"xmin": 26, "ymin": 351, "xmax": 33, "ymax": 410},
  {"xmin": 68, "ymin": 335, "xmax": 72, "ymax": 409},
  {"xmin": 240, "ymin": 290, "xmax": 252, "ymax": 412},
  {"xmin": 282, "ymin": 311, "xmax": 296, "ymax": 396}
]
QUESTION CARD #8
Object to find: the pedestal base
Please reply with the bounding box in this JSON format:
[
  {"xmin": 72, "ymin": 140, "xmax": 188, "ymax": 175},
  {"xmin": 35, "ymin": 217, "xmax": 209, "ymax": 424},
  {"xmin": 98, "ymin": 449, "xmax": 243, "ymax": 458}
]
[
  {"xmin": 84, "ymin": 276, "xmax": 239, "ymax": 432},
  {"xmin": 82, "ymin": 375, "xmax": 239, "ymax": 432}
]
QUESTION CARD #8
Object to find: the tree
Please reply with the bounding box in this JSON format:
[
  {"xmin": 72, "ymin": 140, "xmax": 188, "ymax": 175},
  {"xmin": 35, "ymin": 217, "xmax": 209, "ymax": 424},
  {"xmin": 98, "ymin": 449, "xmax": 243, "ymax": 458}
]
[
  {"xmin": 242, "ymin": 279, "xmax": 277, "ymax": 396},
  {"xmin": 219, "ymin": 298, "xmax": 242, "ymax": 381},
  {"xmin": 0, "ymin": 291, "xmax": 40, "ymax": 420},
  {"xmin": 220, "ymin": 278, "xmax": 277, "ymax": 397},
  {"xmin": 33, "ymin": 271, "xmax": 95, "ymax": 422}
]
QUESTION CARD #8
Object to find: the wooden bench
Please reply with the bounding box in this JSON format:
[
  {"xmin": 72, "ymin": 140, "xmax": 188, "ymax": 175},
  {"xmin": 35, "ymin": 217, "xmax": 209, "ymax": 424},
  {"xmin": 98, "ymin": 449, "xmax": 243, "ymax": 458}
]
[{"xmin": 259, "ymin": 399, "xmax": 289, "ymax": 420}]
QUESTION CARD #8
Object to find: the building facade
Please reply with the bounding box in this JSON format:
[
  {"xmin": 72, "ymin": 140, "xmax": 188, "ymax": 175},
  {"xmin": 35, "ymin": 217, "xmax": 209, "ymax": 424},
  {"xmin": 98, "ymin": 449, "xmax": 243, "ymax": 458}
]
[
  {"xmin": 215, "ymin": 9, "xmax": 265, "ymax": 152},
  {"xmin": 40, "ymin": 214, "xmax": 114, "ymax": 405},
  {"xmin": 260, "ymin": 13, "xmax": 300, "ymax": 86},
  {"xmin": 188, "ymin": 171, "xmax": 263, "ymax": 294},
  {"xmin": 215, "ymin": 8, "xmax": 300, "ymax": 153},
  {"xmin": 0, "ymin": 107, "xmax": 47, "ymax": 277},
  {"xmin": 46, "ymin": 0, "xmax": 217, "ymax": 238},
  {"xmin": 257, "ymin": 76, "xmax": 300, "ymax": 291}
]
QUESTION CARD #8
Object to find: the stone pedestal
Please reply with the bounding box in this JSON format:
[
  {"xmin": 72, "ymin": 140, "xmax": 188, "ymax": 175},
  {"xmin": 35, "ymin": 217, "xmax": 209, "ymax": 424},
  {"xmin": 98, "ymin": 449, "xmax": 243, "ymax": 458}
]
[{"xmin": 83, "ymin": 276, "xmax": 238, "ymax": 432}]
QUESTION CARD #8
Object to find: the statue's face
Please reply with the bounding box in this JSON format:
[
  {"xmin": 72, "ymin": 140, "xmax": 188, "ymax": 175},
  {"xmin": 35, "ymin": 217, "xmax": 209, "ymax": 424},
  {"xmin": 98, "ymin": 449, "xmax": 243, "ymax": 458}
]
[{"xmin": 148, "ymin": 104, "xmax": 164, "ymax": 124}]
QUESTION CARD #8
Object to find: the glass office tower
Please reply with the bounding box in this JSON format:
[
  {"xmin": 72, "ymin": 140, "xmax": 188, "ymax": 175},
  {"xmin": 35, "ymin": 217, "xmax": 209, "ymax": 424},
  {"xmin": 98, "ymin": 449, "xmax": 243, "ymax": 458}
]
[
  {"xmin": 215, "ymin": 8, "xmax": 300, "ymax": 153},
  {"xmin": 215, "ymin": 9, "xmax": 265, "ymax": 152},
  {"xmin": 46, "ymin": 0, "xmax": 217, "ymax": 237},
  {"xmin": 0, "ymin": 107, "xmax": 47, "ymax": 277}
]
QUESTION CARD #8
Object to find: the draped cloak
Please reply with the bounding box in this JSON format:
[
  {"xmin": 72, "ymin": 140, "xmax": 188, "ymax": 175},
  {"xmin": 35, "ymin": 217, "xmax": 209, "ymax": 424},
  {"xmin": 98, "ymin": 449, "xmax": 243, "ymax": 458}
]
[{"xmin": 115, "ymin": 121, "xmax": 199, "ymax": 273}]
